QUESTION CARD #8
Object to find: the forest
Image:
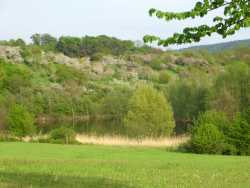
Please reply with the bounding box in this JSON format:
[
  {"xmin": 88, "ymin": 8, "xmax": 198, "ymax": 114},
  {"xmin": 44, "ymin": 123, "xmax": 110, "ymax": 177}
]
[{"xmin": 0, "ymin": 34, "xmax": 249, "ymax": 155}]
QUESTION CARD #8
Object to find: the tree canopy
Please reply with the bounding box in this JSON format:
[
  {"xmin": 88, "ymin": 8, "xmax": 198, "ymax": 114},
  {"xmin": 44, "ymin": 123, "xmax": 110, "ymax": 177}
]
[
  {"xmin": 144, "ymin": 0, "xmax": 250, "ymax": 46},
  {"xmin": 124, "ymin": 85, "xmax": 175, "ymax": 137}
]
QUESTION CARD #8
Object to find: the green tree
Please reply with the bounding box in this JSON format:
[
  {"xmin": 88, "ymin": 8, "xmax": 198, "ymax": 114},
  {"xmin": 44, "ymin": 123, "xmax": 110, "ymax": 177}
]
[
  {"xmin": 227, "ymin": 110, "xmax": 250, "ymax": 155},
  {"xmin": 168, "ymin": 77, "xmax": 209, "ymax": 134},
  {"xmin": 144, "ymin": 0, "xmax": 250, "ymax": 46},
  {"xmin": 31, "ymin": 33, "xmax": 41, "ymax": 46},
  {"xmin": 50, "ymin": 127, "xmax": 76, "ymax": 144},
  {"xmin": 190, "ymin": 123, "xmax": 225, "ymax": 154},
  {"xmin": 57, "ymin": 36, "xmax": 81, "ymax": 57},
  {"xmin": 1, "ymin": 63, "xmax": 32, "ymax": 93},
  {"xmin": 101, "ymin": 86, "xmax": 132, "ymax": 124},
  {"xmin": 194, "ymin": 110, "xmax": 230, "ymax": 133},
  {"xmin": 40, "ymin": 34, "xmax": 57, "ymax": 51},
  {"xmin": 7, "ymin": 104, "xmax": 35, "ymax": 137},
  {"xmin": 210, "ymin": 62, "xmax": 250, "ymax": 119},
  {"xmin": 124, "ymin": 85, "xmax": 175, "ymax": 137}
]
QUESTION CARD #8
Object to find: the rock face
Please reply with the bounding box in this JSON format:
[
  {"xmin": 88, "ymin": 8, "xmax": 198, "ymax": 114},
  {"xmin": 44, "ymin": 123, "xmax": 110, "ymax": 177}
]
[
  {"xmin": 42, "ymin": 52, "xmax": 79, "ymax": 65},
  {"xmin": 175, "ymin": 56, "xmax": 209, "ymax": 66},
  {"xmin": 92, "ymin": 63, "xmax": 104, "ymax": 74},
  {"xmin": 0, "ymin": 46, "xmax": 23, "ymax": 63}
]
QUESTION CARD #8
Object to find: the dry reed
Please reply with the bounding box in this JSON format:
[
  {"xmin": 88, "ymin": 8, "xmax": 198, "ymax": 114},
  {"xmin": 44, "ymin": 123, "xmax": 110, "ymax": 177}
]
[{"xmin": 76, "ymin": 134, "xmax": 189, "ymax": 147}]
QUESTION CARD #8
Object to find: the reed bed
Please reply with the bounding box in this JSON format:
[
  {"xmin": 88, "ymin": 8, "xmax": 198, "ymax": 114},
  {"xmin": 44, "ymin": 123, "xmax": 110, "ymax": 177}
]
[{"xmin": 76, "ymin": 134, "xmax": 189, "ymax": 147}]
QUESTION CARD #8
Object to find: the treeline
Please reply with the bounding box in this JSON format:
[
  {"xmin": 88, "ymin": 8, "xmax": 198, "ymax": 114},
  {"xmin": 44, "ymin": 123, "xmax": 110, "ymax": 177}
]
[{"xmin": 0, "ymin": 34, "xmax": 157, "ymax": 60}]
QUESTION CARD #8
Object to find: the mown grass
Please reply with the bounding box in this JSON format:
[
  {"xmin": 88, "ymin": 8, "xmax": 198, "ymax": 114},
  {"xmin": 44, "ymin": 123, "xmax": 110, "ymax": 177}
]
[{"xmin": 0, "ymin": 142, "xmax": 249, "ymax": 188}]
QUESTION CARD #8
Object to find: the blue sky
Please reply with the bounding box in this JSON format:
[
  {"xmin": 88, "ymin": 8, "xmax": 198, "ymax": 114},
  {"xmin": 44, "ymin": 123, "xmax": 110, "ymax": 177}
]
[{"xmin": 0, "ymin": 0, "xmax": 249, "ymax": 48}]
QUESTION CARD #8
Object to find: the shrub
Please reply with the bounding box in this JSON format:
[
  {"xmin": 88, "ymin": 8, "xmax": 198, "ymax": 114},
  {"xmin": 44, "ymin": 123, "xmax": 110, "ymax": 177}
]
[
  {"xmin": 7, "ymin": 104, "xmax": 36, "ymax": 138},
  {"xmin": 195, "ymin": 111, "xmax": 230, "ymax": 133},
  {"xmin": 124, "ymin": 84, "xmax": 175, "ymax": 138},
  {"xmin": 159, "ymin": 71, "xmax": 171, "ymax": 84},
  {"xmin": 227, "ymin": 112, "xmax": 250, "ymax": 155},
  {"xmin": 190, "ymin": 123, "xmax": 225, "ymax": 154},
  {"xmin": 50, "ymin": 127, "xmax": 76, "ymax": 144},
  {"xmin": 187, "ymin": 110, "xmax": 250, "ymax": 156},
  {"xmin": 90, "ymin": 53, "xmax": 104, "ymax": 61}
]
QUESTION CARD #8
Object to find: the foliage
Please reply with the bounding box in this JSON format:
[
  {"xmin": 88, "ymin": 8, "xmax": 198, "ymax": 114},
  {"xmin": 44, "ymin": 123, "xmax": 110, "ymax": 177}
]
[
  {"xmin": 31, "ymin": 33, "xmax": 57, "ymax": 51},
  {"xmin": 0, "ymin": 62, "xmax": 32, "ymax": 93},
  {"xmin": 57, "ymin": 36, "xmax": 81, "ymax": 57},
  {"xmin": 187, "ymin": 110, "xmax": 249, "ymax": 155},
  {"xmin": 54, "ymin": 64, "xmax": 87, "ymax": 85},
  {"xmin": 194, "ymin": 110, "xmax": 230, "ymax": 133},
  {"xmin": 144, "ymin": 0, "xmax": 250, "ymax": 46},
  {"xmin": 159, "ymin": 71, "xmax": 171, "ymax": 84},
  {"xmin": 56, "ymin": 35, "xmax": 135, "ymax": 58},
  {"xmin": 210, "ymin": 62, "xmax": 250, "ymax": 119},
  {"xmin": 7, "ymin": 104, "xmax": 35, "ymax": 137},
  {"xmin": 100, "ymin": 86, "xmax": 132, "ymax": 124},
  {"xmin": 168, "ymin": 77, "xmax": 209, "ymax": 134},
  {"xmin": 190, "ymin": 123, "xmax": 225, "ymax": 154},
  {"xmin": 227, "ymin": 110, "xmax": 250, "ymax": 155},
  {"xmin": 50, "ymin": 127, "xmax": 76, "ymax": 144},
  {"xmin": 124, "ymin": 85, "xmax": 175, "ymax": 137}
]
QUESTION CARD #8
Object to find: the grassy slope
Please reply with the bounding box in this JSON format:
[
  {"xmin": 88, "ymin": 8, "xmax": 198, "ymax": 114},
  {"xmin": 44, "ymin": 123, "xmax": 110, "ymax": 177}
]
[
  {"xmin": 182, "ymin": 38, "xmax": 250, "ymax": 52},
  {"xmin": 0, "ymin": 143, "xmax": 249, "ymax": 188}
]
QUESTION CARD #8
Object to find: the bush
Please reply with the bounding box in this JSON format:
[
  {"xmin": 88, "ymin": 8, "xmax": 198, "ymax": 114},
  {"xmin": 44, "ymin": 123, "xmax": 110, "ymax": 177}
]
[
  {"xmin": 219, "ymin": 143, "xmax": 237, "ymax": 155},
  {"xmin": 90, "ymin": 53, "xmax": 104, "ymax": 61},
  {"xmin": 195, "ymin": 111, "xmax": 230, "ymax": 133},
  {"xmin": 7, "ymin": 104, "xmax": 36, "ymax": 138},
  {"xmin": 190, "ymin": 123, "xmax": 225, "ymax": 154},
  {"xmin": 227, "ymin": 112, "xmax": 250, "ymax": 155},
  {"xmin": 186, "ymin": 110, "xmax": 250, "ymax": 156},
  {"xmin": 159, "ymin": 71, "xmax": 171, "ymax": 84},
  {"xmin": 50, "ymin": 127, "xmax": 76, "ymax": 144}
]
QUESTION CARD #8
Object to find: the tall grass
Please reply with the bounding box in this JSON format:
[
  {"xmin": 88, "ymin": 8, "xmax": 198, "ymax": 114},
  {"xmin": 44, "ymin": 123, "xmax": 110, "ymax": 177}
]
[{"xmin": 76, "ymin": 134, "xmax": 189, "ymax": 147}]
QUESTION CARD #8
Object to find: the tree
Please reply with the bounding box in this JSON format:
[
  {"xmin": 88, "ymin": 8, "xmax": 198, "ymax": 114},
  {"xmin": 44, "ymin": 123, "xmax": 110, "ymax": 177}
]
[
  {"xmin": 7, "ymin": 104, "xmax": 35, "ymax": 137},
  {"xmin": 168, "ymin": 77, "xmax": 209, "ymax": 134},
  {"xmin": 31, "ymin": 34, "xmax": 41, "ymax": 46},
  {"xmin": 194, "ymin": 110, "xmax": 230, "ymax": 133},
  {"xmin": 227, "ymin": 109, "xmax": 250, "ymax": 155},
  {"xmin": 144, "ymin": 0, "xmax": 250, "ymax": 46},
  {"xmin": 124, "ymin": 85, "xmax": 175, "ymax": 137},
  {"xmin": 101, "ymin": 86, "xmax": 132, "ymax": 124},
  {"xmin": 210, "ymin": 62, "xmax": 250, "ymax": 119},
  {"xmin": 50, "ymin": 127, "xmax": 76, "ymax": 144},
  {"xmin": 190, "ymin": 123, "xmax": 225, "ymax": 154},
  {"xmin": 40, "ymin": 34, "xmax": 57, "ymax": 51},
  {"xmin": 57, "ymin": 36, "xmax": 81, "ymax": 57}
]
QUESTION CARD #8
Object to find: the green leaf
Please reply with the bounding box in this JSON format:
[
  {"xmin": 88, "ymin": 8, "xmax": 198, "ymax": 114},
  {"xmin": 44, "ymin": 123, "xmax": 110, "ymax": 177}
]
[{"xmin": 244, "ymin": 18, "xmax": 250, "ymax": 27}]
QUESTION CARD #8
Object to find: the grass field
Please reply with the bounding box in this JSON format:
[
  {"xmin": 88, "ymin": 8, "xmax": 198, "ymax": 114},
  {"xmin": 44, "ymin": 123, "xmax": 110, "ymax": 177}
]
[{"xmin": 0, "ymin": 142, "xmax": 249, "ymax": 188}]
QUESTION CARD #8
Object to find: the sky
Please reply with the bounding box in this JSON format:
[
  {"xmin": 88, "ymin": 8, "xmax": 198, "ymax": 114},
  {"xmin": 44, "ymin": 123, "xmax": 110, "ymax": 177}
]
[{"xmin": 0, "ymin": 0, "xmax": 249, "ymax": 49}]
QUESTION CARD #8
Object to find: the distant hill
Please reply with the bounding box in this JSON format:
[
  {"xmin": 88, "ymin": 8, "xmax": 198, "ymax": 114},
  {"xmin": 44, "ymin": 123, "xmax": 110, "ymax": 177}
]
[{"xmin": 182, "ymin": 39, "xmax": 250, "ymax": 52}]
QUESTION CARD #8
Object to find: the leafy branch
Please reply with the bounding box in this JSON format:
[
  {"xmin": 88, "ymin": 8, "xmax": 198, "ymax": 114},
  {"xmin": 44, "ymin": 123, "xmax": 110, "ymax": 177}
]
[{"xmin": 144, "ymin": 0, "xmax": 250, "ymax": 46}]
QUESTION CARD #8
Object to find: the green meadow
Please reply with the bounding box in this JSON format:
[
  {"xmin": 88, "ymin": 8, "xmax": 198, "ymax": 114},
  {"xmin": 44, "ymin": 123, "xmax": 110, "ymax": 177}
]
[{"xmin": 0, "ymin": 142, "xmax": 249, "ymax": 188}]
